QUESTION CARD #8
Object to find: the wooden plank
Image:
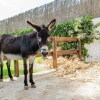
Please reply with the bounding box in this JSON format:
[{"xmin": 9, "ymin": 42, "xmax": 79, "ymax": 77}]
[
  {"xmin": 54, "ymin": 37, "xmax": 78, "ymax": 42},
  {"xmin": 77, "ymin": 39, "xmax": 82, "ymax": 60},
  {"xmin": 57, "ymin": 49, "xmax": 78, "ymax": 56},
  {"xmin": 14, "ymin": 60, "xmax": 19, "ymax": 77},
  {"xmin": 52, "ymin": 37, "xmax": 57, "ymax": 68},
  {"xmin": 37, "ymin": 49, "xmax": 78, "ymax": 57},
  {"xmin": 36, "ymin": 51, "xmax": 53, "ymax": 57}
]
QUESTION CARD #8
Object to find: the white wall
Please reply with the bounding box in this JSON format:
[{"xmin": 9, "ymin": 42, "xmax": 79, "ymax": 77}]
[{"xmin": 85, "ymin": 18, "xmax": 100, "ymax": 61}]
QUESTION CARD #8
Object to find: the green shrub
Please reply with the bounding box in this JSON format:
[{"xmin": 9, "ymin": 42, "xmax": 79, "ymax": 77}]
[
  {"xmin": 51, "ymin": 16, "xmax": 100, "ymax": 60},
  {"xmin": 10, "ymin": 28, "xmax": 33, "ymax": 35}
]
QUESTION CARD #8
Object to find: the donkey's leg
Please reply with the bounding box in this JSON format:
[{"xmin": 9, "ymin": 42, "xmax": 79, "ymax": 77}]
[
  {"xmin": 29, "ymin": 62, "xmax": 36, "ymax": 88},
  {"xmin": 6, "ymin": 59, "xmax": 13, "ymax": 81},
  {"xmin": 0, "ymin": 52, "xmax": 4, "ymax": 81},
  {"xmin": 29, "ymin": 57, "xmax": 36, "ymax": 88},
  {"xmin": 29, "ymin": 63, "xmax": 35, "ymax": 87},
  {"xmin": 0, "ymin": 62, "xmax": 3, "ymax": 81},
  {"xmin": 23, "ymin": 58, "xmax": 28, "ymax": 90}
]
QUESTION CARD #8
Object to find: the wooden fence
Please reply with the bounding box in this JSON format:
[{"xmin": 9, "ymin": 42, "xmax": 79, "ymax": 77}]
[{"xmin": 3, "ymin": 37, "xmax": 81, "ymax": 77}]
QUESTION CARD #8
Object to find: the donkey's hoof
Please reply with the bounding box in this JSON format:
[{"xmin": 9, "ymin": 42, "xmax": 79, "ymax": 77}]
[
  {"xmin": 24, "ymin": 86, "xmax": 29, "ymax": 90},
  {"xmin": 10, "ymin": 78, "xmax": 14, "ymax": 81},
  {"xmin": 31, "ymin": 84, "xmax": 36, "ymax": 88},
  {"xmin": 10, "ymin": 77, "xmax": 17, "ymax": 81}
]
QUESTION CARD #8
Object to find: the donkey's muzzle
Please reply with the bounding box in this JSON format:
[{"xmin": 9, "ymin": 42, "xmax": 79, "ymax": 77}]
[
  {"xmin": 41, "ymin": 49, "xmax": 48, "ymax": 57},
  {"xmin": 42, "ymin": 51, "xmax": 48, "ymax": 57},
  {"xmin": 41, "ymin": 45, "xmax": 48, "ymax": 57}
]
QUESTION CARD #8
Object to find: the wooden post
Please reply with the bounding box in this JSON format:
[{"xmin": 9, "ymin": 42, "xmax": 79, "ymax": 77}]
[
  {"xmin": 52, "ymin": 37, "xmax": 57, "ymax": 68},
  {"xmin": 77, "ymin": 39, "xmax": 82, "ymax": 60},
  {"xmin": 14, "ymin": 60, "xmax": 19, "ymax": 77}
]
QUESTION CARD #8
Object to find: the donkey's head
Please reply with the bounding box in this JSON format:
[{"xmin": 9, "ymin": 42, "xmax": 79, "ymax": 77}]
[{"xmin": 27, "ymin": 19, "xmax": 56, "ymax": 57}]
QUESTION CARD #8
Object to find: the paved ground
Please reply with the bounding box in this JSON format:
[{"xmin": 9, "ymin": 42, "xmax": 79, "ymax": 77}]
[{"xmin": 0, "ymin": 67, "xmax": 100, "ymax": 100}]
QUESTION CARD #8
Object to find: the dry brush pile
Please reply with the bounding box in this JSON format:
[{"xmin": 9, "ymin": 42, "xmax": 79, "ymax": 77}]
[{"xmin": 44, "ymin": 56, "xmax": 100, "ymax": 82}]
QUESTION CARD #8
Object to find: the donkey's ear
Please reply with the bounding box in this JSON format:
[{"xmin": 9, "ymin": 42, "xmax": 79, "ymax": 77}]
[
  {"xmin": 27, "ymin": 21, "xmax": 41, "ymax": 32},
  {"xmin": 47, "ymin": 19, "xmax": 56, "ymax": 31}
]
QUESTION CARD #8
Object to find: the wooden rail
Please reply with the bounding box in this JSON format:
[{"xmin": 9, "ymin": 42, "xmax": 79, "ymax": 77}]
[
  {"xmin": 3, "ymin": 37, "xmax": 81, "ymax": 77},
  {"xmin": 51, "ymin": 37, "xmax": 81, "ymax": 68}
]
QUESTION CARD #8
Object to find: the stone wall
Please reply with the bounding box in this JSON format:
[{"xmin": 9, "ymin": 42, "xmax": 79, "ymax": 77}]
[
  {"xmin": 0, "ymin": 0, "xmax": 100, "ymax": 33},
  {"xmin": 85, "ymin": 18, "xmax": 100, "ymax": 61}
]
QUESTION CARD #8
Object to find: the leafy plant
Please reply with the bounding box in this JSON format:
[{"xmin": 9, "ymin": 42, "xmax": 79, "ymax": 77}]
[
  {"xmin": 51, "ymin": 16, "xmax": 100, "ymax": 60},
  {"xmin": 10, "ymin": 28, "xmax": 33, "ymax": 35}
]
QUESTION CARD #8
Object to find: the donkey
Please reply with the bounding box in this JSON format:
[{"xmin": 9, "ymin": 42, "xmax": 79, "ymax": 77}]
[{"xmin": 0, "ymin": 19, "xmax": 56, "ymax": 89}]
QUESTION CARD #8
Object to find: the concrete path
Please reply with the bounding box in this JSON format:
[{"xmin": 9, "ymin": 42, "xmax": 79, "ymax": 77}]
[{"xmin": 0, "ymin": 68, "xmax": 100, "ymax": 100}]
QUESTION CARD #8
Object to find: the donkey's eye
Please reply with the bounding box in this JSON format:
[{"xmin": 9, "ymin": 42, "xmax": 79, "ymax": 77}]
[{"xmin": 38, "ymin": 37, "xmax": 42, "ymax": 42}]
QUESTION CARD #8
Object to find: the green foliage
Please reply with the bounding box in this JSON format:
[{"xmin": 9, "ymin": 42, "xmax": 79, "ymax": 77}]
[
  {"xmin": 10, "ymin": 28, "xmax": 33, "ymax": 35},
  {"xmin": 51, "ymin": 16, "xmax": 100, "ymax": 60}
]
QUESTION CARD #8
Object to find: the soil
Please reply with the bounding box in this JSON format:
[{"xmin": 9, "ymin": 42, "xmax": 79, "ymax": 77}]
[{"xmin": 0, "ymin": 65, "xmax": 100, "ymax": 100}]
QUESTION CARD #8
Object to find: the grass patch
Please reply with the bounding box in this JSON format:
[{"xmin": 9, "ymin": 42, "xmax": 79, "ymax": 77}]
[{"xmin": 2, "ymin": 57, "xmax": 44, "ymax": 78}]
